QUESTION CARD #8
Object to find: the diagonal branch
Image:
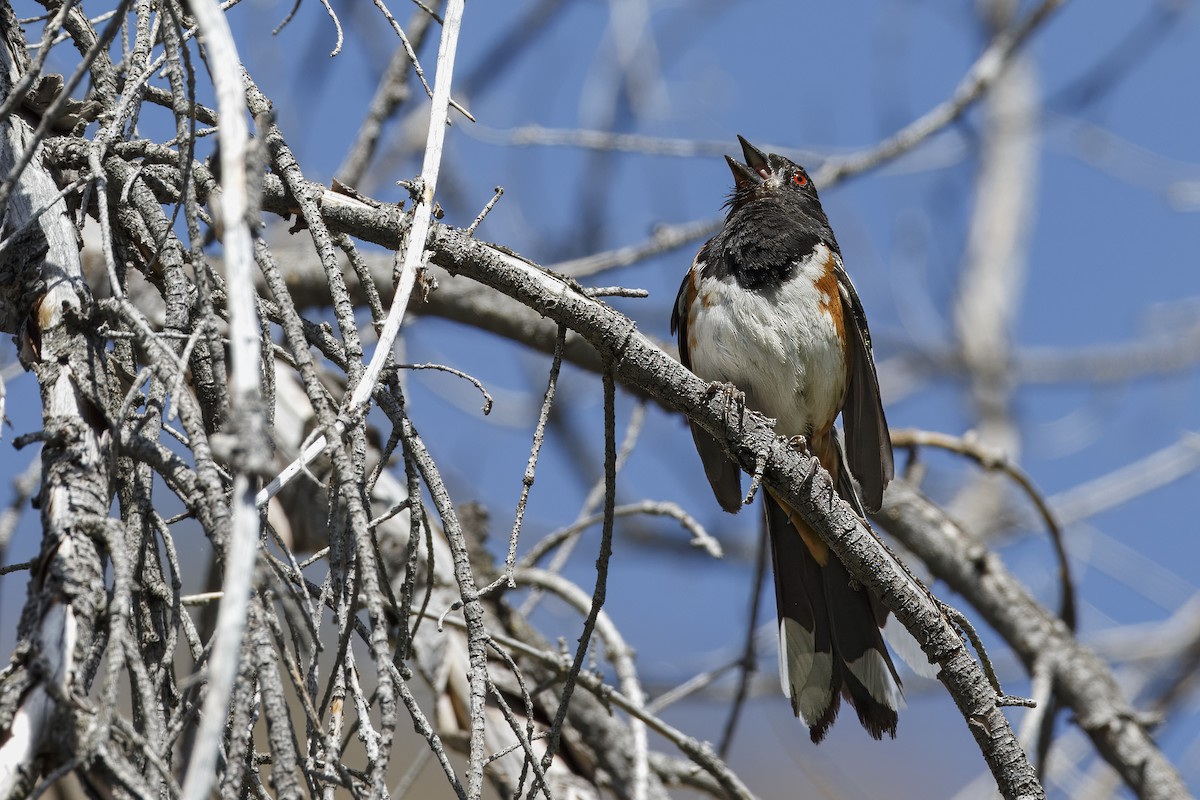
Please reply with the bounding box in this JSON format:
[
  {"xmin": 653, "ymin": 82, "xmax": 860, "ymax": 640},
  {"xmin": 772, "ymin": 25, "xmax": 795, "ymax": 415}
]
[
  {"xmin": 424, "ymin": 227, "xmax": 1046, "ymax": 800},
  {"xmin": 878, "ymin": 481, "xmax": 1190, "ymax": 800}
]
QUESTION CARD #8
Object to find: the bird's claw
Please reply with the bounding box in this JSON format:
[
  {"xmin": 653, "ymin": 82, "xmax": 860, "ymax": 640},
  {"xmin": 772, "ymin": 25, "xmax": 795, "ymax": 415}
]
[{"xmin": 705, "ymin": 381, "xmax": 747, "ymax": 428}]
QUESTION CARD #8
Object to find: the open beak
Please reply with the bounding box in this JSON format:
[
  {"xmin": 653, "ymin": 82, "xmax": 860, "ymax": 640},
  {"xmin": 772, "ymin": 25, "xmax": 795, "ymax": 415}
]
[
  {"xmin": 725, "ymin": 154, "xmax": 761, "ymax": 190},
  {"xmin": 737, "ymin": 135, "xmax": 771, "ymax": 178},
  {"xmin": 726, "ymin": 135, "xmax": 772, "ymax": 190}
]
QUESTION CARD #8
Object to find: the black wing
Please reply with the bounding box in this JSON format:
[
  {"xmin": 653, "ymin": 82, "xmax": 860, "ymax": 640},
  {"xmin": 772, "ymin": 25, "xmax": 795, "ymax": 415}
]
[
  {"xmin": 672, "ymin": 244, "xmax": 743, "ymax": 513},
  {"xmin": 834, "ymin": 258, "xmax": 893, "ymax": 512}
]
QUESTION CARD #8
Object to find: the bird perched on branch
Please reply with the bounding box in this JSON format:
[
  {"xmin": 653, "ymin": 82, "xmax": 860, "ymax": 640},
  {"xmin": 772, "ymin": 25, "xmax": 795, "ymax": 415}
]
[{"xmin": 671, "ymin": 136, "xmax": 902, "ymax": 742}]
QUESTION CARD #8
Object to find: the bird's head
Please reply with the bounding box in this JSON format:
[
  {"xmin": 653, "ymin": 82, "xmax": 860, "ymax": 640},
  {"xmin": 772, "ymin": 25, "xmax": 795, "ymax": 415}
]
[{"xmin": 724, "ymin": 135, "xmax": 820, "ymax": 212}]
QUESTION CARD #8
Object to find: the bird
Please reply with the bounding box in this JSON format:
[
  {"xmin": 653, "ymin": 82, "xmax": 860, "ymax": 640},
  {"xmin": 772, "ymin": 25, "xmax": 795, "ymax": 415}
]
[{"xmin": 671, "ymin": 135, "xmax": 901, "ymax": 743}]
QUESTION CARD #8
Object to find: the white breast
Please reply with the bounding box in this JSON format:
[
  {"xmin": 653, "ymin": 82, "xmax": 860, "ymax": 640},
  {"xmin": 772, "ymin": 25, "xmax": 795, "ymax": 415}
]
[{"xmin": 687, "ymin": 244, "xmax": 847, "ymax": 437}]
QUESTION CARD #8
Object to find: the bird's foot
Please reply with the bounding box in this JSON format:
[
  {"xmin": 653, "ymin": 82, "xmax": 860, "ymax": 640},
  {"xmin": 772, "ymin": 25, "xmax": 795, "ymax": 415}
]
[
  {"xmin": 785, "ymin": 434, "xmax": 810, "ymax": 452},
  {"xmin": 744, "ymin": 446, "xmax": 769, "ymax": 506},
  {"xmin": 705, "ymin": 381, "xmax": 747, "ymax": 428}
]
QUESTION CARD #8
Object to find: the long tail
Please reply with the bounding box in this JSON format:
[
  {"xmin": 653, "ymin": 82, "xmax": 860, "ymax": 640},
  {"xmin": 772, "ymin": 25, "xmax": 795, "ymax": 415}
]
[{"xmin": 766, "ymin": 434, "xmax": 902, "ymax": 743}]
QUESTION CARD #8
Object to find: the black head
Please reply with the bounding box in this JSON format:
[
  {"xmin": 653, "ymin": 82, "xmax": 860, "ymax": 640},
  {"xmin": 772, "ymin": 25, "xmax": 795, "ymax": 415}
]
[{"xmin": 724, "ymin": 135, "xmax": 821, "ymax": 213}]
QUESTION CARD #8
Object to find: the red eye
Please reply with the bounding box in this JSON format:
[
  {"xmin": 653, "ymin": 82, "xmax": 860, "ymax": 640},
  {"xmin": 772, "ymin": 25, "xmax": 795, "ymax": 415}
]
[{"xmin": 793, "ymin": 172, "xmax": 808, "ymax": 187}]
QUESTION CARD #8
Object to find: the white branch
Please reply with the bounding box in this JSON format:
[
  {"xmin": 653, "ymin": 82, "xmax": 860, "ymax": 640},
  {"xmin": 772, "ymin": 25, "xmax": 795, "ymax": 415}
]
[
  {"xmin": 257, "ymin": 0, "xmax": 468, "ymax": 508},
  {"xmin": 178, "ymin": 4, "xmax": 262, "ymax": 800}
]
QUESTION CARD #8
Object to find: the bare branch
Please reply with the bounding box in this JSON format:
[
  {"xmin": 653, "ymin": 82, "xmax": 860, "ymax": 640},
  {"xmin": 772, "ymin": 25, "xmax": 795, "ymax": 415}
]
[
  {"xmin": 177, "ymin": 4, "xmax": 264, "ymax": 799},
  {"xmin": 880, "ymin": 481, "xmax": 1190, "ymax": 799}
]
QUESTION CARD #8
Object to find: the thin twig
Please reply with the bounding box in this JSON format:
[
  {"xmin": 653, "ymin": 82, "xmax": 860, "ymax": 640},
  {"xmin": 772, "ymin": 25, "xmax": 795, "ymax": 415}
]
[
  {"xmin": 258, "ymin": 0, "xmax": 468, "ymax": 507},
  {"xmin": 719, "ymin": 523, "xmax": 769, "ymax": 758},
  {"xmin": 531, "ymin": 358, "xmax": 624, "ymax": 794},
  {"xmin": 370, "ymin": 0, "xmax": 473, "ymax": 121},
  {"xmin": 494, "ymin": 325, "xmax": 565, "ymax": 594},
  {"xmin": 519, "ymin": 499, "xmax": 721, "ymax": 569},
  {"xmin": 430, "ymin": 612, "xmax": 756, "ymax": 800},
  {"xmin": 518, "ymin": 400, "xmax": 646, "ymax": 616},
  {"xmin": 399, "ymin": 362, "xmax": 493, "ymax": 414},
  {"xmin": 892, "ymin": 428, "xmax": 1075, "ymax": 630},
  {"xmin": 465, "ymin": 185, "xmax": 503, "ymax": 236},
  {"xmin": 316, "ymin": 0, "xmax": 344, "ymax": 56}
]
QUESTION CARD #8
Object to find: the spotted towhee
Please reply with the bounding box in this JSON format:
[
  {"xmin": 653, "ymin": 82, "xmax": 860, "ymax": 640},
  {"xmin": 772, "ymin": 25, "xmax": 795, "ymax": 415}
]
[{"xmin": 671, "ymin": 136, "xmax": 901, "ymax": 742}]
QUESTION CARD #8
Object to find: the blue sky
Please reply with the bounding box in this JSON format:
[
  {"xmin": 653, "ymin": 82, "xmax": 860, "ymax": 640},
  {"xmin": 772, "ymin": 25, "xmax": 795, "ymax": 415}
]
[{"xmin": 4, "ymin": 1, "xmax": 1199, "ymax": 796}]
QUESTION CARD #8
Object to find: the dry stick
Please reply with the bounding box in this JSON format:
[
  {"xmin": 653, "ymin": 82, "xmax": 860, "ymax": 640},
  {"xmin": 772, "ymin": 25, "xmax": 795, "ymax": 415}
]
[
  {"xmin": 245, "ymin": 78, "xmax": 365, "ymax": 381},
  {"xmin": 270, "ymin": 0, "xmax": 303, "ymax": 36},
  {"xmin": 316, "ymin": 0, "xmax": 344, "ymax": 57},
  {"xmin": 255, "ymin": 234, "xmax": 415, "ymax": 797},
  {"xmin": 585, "ymin": 286, "xmax": 649, "ymax": 299},
  {"xmin": 400, "ymin": 414, "xmax": 490, "ymax": 800},
  {"xmin": 552, "ymin": 216, "xmax": 720, "ymax": 278},
  {"xmin": 285, "ymin": 568, "xmax": 466, "ymax": 799},
  {"xmin": 892, "ymin": 428, "xmax": 1075, "ymax": 629},
  {"xmin": 432, "ymin": 613, "xmax": 755, "ymax": 800},
  {"xmin": 513, "ymin": 567, "xmax": 650, "ymax": 800},
  {"xmin": 718, "ymin": 523, "xmax": 769, "ymax": 759},
  {"xmin": 178, "ymin": 4, "xmax": 263, "ymax": 800},
  {"xmin": 259, "ymin": 238, "xmax": 609, "ymax": 375},
  {"xmin": 528, "ymin": 360, "xmax": 626, "ymax": 795},
  {"xmin": 0, "ymin": 0, "xmax": 129, "ymax": 217},
  {"xmin": 337, "ymin": 233, "xmax": 387, "ymax": 324},
  {"xmin": 216, "ymin": 634, "xmax": 261, "ymax": 800},
  {"xmin": 370, "ymin": 0, "xmax": 472, "ymax": 120},
  {"xmin": 425, "ymin": 232, "xmax": 1044, "ymax": 799},
  {"xmin": 481, "ymin": 639, "xmax": 542, "ymax": 796},
  {"xmin": 257, "ymin": 0, "xmax": 467, "ymax": 508},
  {"xmin": 398, "ymin": 362, "xmax": 493, "ymax": 414},
  {"xmin": 86, "ymin": 0, "xmax": 164, "ymax": 305},
  {"xmin": 94, "ymin": 517, "xmax": 163, "ymax": 784},
  {"xmin": 109, "ymin": 714, "xmax": 181, "ymax": 796},
  {"xmin": 465, "ymin": 185, "xmax": 503, "ymax": 235},
  {"xmin": 480, "ymin": 676, "xmax": 551, "ymax": 799},
  {"xmin": 0, "ymin": 1, "xmax": 78, "ymax": 124},
  {"xmin": 392, "ymin": 441, "xmax": 429, "ymax": 667},
  {"xmin": 351, "ymin": 0, "xmax": 464, "ymax": 407},
  {"xmin": 256, "ymin": 587, "xmax": 327, "ymax": 745},
  {"xmin": 100, "ymin": 173, "xmax": 236, "ymax": 539},
  {"xmin": 519, "ymin": 399, "xmax": 646, "ymax": 618},
  {"xmin": 898, "ymin": 426, "xmax": 1079, "ymax": 776},
  {"xmin": 253, "ymin": 173, "xmax": 392, "ymax": 800},
  {"xmin": 487, "ymin": 324, "xmax": 566, "ymax": 597},
  {"xmin": 518, "ymin": 499, "xmax": 721, "ymax": 569},
  {"xmin": 0, "ymin": 176, "xmax": 87, "ymax": 258},
  {"xmin": 820, "ymin": 0, "xmax": 1065, "ymax": 185}
]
